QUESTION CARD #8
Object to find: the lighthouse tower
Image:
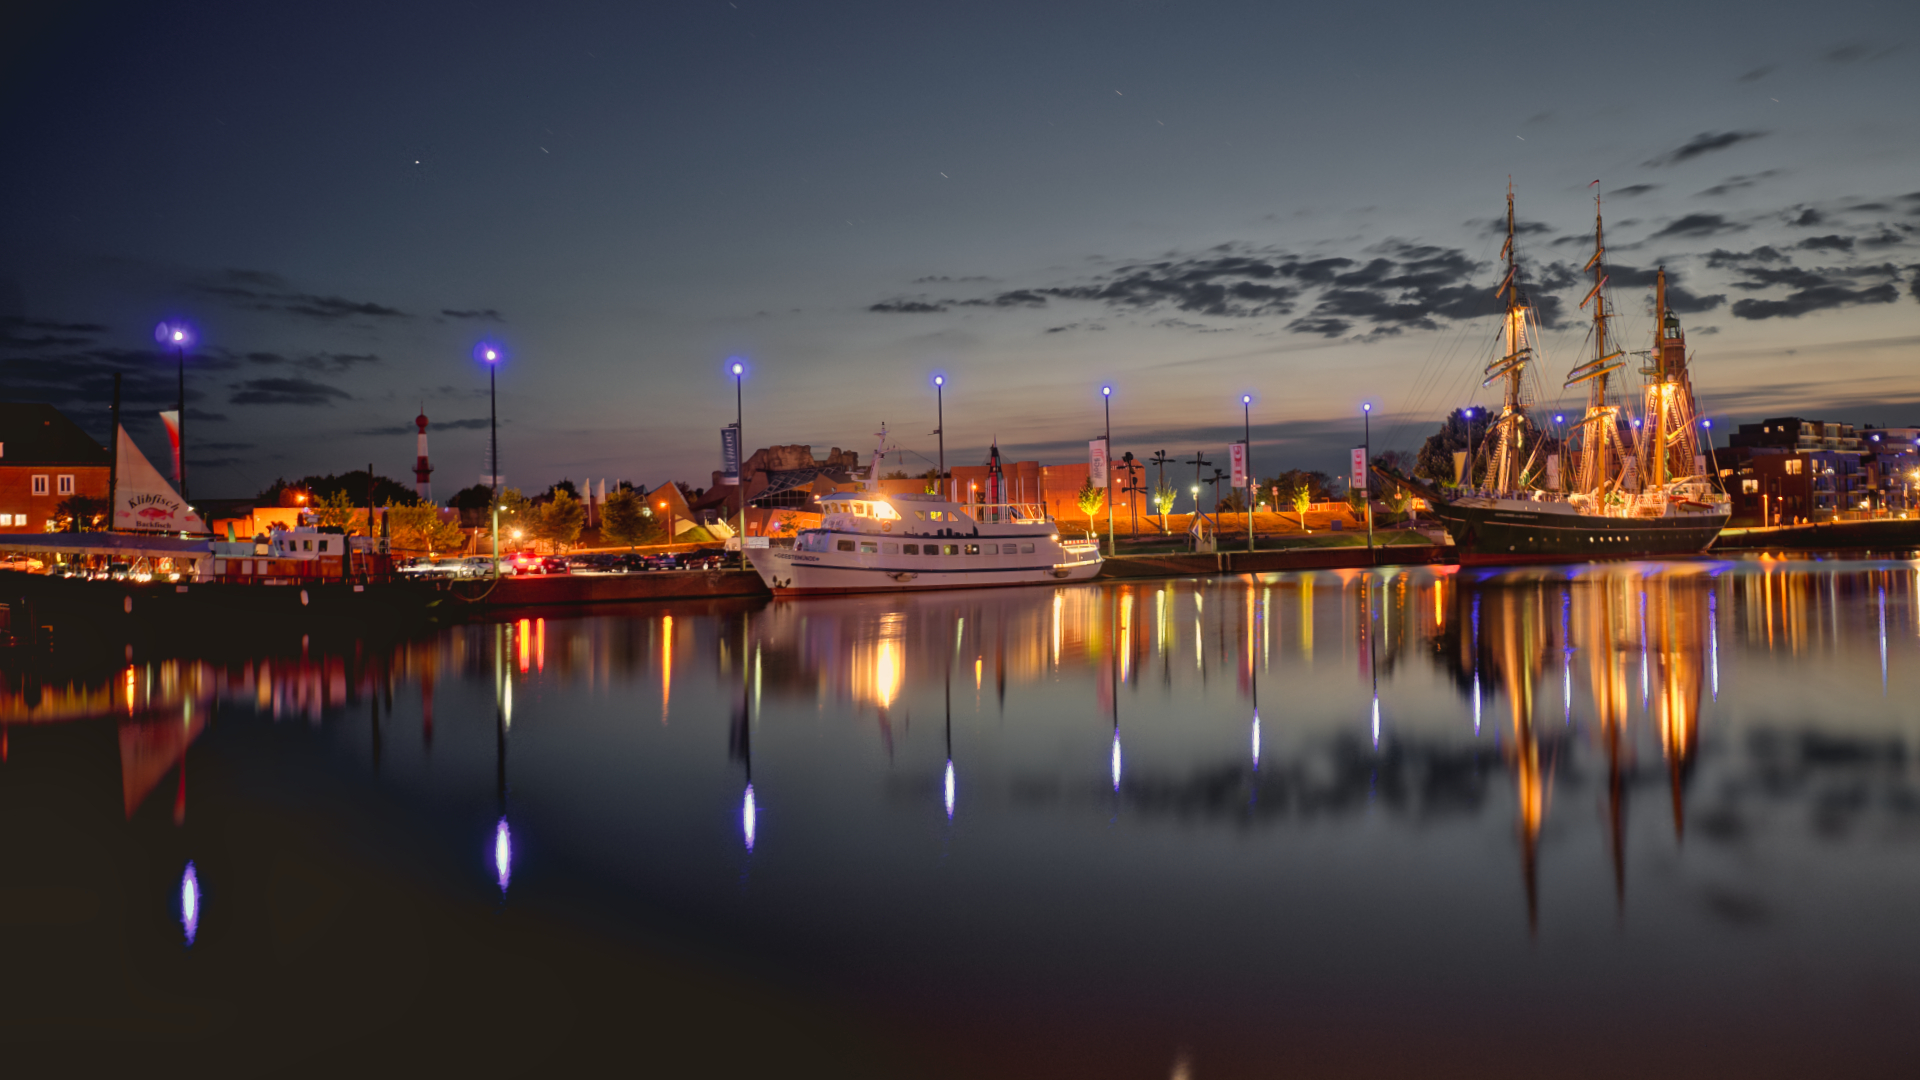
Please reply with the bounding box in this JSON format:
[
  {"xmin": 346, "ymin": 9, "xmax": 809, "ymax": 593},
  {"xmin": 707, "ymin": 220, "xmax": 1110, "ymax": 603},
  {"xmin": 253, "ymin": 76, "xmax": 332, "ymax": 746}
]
[{"xmin": 414, "ymin": 408, "xmax": 434, "ymax": 501}]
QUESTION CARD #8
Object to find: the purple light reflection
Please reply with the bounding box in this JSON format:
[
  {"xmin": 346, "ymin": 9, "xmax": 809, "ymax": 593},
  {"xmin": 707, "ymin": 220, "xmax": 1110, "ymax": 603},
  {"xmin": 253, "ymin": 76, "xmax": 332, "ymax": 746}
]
[
  {"xmin": 494, "ymin": 818, "xmax": 512, "ymax": 892},
  {"xmin": 742, "ymin": 784, "xmax": 757, "ymax": 851},
  {"xmin": 943, "ymin": 760, "xmax": 955, "ymax": 819},
  {"xmin": 1110, "ymin": 733, "xmax": 1122, "ymax": 792},
  {"xmin": 180, "ymin": 861, "xmax": 200, "ymax": 945}
]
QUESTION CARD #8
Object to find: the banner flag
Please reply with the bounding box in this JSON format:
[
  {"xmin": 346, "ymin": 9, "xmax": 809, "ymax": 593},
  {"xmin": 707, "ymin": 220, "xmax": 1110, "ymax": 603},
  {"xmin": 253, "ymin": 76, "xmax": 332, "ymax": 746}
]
[
  {"xmin": 1350, "ymin": 447, "xmax": 1368, "ymax": 493},
  {"xmin": 1229, "ymin": 441, "xmax": 1248, "ymax": 488},
  {"xmin": 1089, "ymin": 439, "xmax": 1109, "ymax": 485},
  {"xmin": 720, "ymin": 426, "xmax": 741, "ymax": 485},
  {"xmin": 158, "ymin": 411, "xmax": 182, "ymax": 480}
]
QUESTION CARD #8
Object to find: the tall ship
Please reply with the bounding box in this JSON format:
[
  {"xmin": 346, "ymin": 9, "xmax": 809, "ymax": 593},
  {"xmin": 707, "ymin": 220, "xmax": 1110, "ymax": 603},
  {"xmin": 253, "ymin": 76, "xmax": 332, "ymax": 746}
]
[
  {"xmin": 1395, "ymin": 186, "xmax": 1729, "ymax": 564},
  {"xmin": 747, "ymin": 427, "xmax": 1103, "ymax": 595}
]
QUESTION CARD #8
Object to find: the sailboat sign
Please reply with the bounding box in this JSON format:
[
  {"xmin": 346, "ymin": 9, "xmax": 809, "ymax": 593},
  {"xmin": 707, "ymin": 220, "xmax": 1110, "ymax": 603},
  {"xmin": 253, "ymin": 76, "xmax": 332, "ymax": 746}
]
[{"xmin": 113, "ymin": 426, "xmax": 207, "ymax": 533}]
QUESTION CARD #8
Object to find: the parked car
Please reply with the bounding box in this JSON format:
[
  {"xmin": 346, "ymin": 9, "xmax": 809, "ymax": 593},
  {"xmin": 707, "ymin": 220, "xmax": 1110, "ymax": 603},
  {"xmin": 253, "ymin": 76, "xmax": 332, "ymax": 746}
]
[
  {"xmin": 609, "ymin": 553, "xmax": 646, "ymax": 572},
  {"xmin": 538, "ymin": 555, "xmax": 570, "ymax": 574},
  {"xmin": 643, "ymin": 553, "xmax": 680, "ymax": 570}
]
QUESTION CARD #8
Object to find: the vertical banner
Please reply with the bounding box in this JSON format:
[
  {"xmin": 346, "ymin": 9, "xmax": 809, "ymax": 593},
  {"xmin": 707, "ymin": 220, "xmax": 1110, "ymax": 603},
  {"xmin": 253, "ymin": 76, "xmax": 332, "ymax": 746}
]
[
  {"xmin": 159, "ymin": 410, "xmax": 182, "ymax": 480},
  {"xmin": 1545, "ymin": 453, "xmax": 1561, "ymax": 491},
  {"xmin": 1693, "ymin": 454, "xmax": 1706, "ymax": 479},
  {"xmin": 1350, "ymin": 447, "xmax": 1368, "ymax": 493},
  {"xmin": 1089, "ymin": 439, "xmax": 1109, "ymax": 487},
  {"xmin": 1229, "ymin": 441, "xmax": 1248, "ymax": 488},
  {"xmin": 720, "ymin": 426, "xmax": 741, "ymax": 485},
  {"xmin": 1453, "ymin": 451, "xmax": 1469, "ymax": 487}
]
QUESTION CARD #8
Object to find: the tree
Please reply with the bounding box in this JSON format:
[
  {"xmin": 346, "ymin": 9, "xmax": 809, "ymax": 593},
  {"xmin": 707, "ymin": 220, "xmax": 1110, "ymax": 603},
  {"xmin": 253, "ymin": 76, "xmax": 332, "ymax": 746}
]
[
  {"xmin": 1290, "ymin": 484, "xmax": 1313, "ymax": 533},
  {"xmin": 1152, "ymin": 481, "xmax": 1177, "ymax": 533},
  {"xmin": 448, "ymin": 484, "xmax": 493, "ymax": 511},
  {"xmin": 386, "ymin": 501, "xmax": 466, "ymax": 555},
  {"xmin": 545, "ymin": 479, "xmax": 580, "ymax": 500},
  {"xmin": 601, "ymin": 488, "xmax": 654, "ymax": 549},
  {"xmin": 260, "ymin": 470, "xmax": 414, "ymax": 508},
  {"xmin": 778, "ymin": 511, "xmax": 800, "ymax": 536},
  {"xmin": 922, "ymin": 468, "xmax": 942, "ymax": 495},
  {"xmin": 882, "ymin": 469, "xmax": 910, "ymax": 480},
  {"xmin": 310, "ymin": 490, "xmax": 358, "ymax": 530},
  {"xmin": 1075, "ymin": 474, "xmax": 1105, "ymax": 537},
  {"xmin": 534, "ymin": 489, "xmax": 585, "ymax": 551},
  {"xmin": 54, "ymin": 495, "xmax": 105, "ymax": 531}
]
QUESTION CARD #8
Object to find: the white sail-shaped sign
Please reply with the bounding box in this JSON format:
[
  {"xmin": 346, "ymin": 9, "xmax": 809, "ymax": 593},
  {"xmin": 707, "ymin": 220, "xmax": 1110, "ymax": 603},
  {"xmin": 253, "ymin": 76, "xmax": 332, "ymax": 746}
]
[{"xmin": 113, "ymin": 426, "xmax": 207, "ymax": 533}]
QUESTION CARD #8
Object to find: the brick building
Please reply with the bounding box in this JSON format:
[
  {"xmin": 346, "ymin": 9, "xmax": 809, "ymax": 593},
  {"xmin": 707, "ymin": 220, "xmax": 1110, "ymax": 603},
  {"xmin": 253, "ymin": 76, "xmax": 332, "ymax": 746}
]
[{"xmin": 0, "ymin": 403, "xmax": 111, "ymax": 533}]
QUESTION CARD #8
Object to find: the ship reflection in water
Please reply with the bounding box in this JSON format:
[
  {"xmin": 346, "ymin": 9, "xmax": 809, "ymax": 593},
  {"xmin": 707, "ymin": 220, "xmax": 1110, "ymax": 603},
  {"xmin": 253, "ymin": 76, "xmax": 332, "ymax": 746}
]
[{"xmin": 4, "ymin": 556, "xmax": 1920, "ymax": 1072}]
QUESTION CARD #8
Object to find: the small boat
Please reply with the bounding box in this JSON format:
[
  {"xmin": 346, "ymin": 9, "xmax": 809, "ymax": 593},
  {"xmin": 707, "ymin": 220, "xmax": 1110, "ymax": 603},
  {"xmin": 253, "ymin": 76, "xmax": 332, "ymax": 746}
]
[{"xmin": 747, "ymin": 427, "xmax": 1103, "ymax": 595}]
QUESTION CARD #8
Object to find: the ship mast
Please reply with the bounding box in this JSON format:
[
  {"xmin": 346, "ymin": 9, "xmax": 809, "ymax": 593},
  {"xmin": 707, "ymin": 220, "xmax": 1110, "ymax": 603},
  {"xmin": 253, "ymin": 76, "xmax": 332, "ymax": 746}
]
[
  {"xmin": 1636, "ymin": 270, "xmax": 1701, "ymax": 489},
  {"xmin": 1482, "ymin": 184, "xmax": 1532, "ymax": 494},
  {"xmin": 1564, "ymin": 187, "xmax": 1627, "ymax": 497}
]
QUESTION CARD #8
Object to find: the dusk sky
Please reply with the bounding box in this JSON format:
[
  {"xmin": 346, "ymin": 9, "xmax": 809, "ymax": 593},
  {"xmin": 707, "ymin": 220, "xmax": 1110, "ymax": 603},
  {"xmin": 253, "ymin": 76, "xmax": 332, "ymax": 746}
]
[{"xmin": 3, "ymin": 0, "xmax": 1917, "ymax": 499}]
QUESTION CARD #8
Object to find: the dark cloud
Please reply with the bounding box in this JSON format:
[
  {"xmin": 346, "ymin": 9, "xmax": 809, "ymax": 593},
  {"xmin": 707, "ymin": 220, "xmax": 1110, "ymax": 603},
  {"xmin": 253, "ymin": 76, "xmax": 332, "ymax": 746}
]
[
  {"xmin": 1608, "ymin": 264, "xmax": 1726, "ymax": 314},
  {"xmin": 909, "ymin": 275, "xmax": 995, "ymax": 284},
  {"xmin": 1737, "ymin": 65, "xmax": 1775, "ymax": 82},
  {"xmin": 1790, "ymin": 208, "xmax": 1823, "ymax": 227},
  {"xmin": 1608, "ymin": 184, "xmax": 1659, "ymax": 199},
  {"xmin": 1477, "ymin": 217, "xmax": 1551, "ymax": 236},
  {"xmin": 194, "ymin": 269, "xmax": 408, "ymax": 321},
  {"xmin": 1825, "ymin": 42, "xmax": 1899, "ymax": 64},
  {"xmin": 228, "ymin": 377, "xmax": 351, "ymax": 406},
  {"xmin": 869, "ymin": 299, "xmax": 947, "ymax": 313},
  {"xmin": 0, "ymin": 315, "xmax": 108, "ymax": 349},
  {"xmin": 1651, "ymin": 213, "xmax": 1745, "ymax": 238},
  {"xmin": 195, "ymin": 441, "xmax": 256, "ymax": 451},
  {"xmin": 1797, "ymin": 235, "xmax": 1855, "ymax": 253},
  {"xmin": 1861, "ymin": 228, "xmax": 1912, "ymax": 249},
  {"xmin": 353, "ymin": 416, "xmax": 490, "ymax": 436},
  {"xmin": 441, "ymin": 308, "xmax": 504, "ymax": 321},
  {"xmin": 1698, "ymin": 171, "xmax": 1780, "ymax": 197},
  {"xmin": 1643, "ymin": 130, "xmax": 1768, "ymax": 166},
  {"xmin": 1728, "ymin": 261, "xmax": 1902, "ymax": 318},
  {"xmin": 956, "ymin": 289, "xmax": 1048, "ymax": 307},
  {"xmin": 298, "ymin": 352, "xmax": 380, "ymax": 373},
  {"xmin": 1705, "ymin": 246, "xmax": 1787, "ymax": 267},
  {"xmin": 246, "ymin": 351, "xmax": 288, "ymax": 365}
]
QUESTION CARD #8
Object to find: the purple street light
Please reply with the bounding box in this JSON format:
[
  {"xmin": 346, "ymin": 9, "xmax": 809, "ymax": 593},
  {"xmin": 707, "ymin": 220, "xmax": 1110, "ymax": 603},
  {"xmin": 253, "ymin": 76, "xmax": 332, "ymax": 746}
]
[
  {"xmin": 476, "ymin": 341, "xmax": 505, "ymax": 575},
  {"xmin": 154, "ymin": 321, "xmax": 195, "ymax": 501},
  {"xmin": 933, "ymin": 374, "xmax": 946, "ymax": 488}
]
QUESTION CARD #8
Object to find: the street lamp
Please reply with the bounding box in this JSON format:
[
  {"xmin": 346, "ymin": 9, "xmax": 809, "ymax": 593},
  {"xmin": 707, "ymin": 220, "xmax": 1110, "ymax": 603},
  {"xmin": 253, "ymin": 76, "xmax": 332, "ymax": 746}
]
[
  {"xmin": 1362, "ymin": 402, "xmax": 1374, "ymax": 562},
  {"xmin": 1241, "ymin": 394, "xmax": 1254, "ymax": 554},
  {"xmin": 731, "ymin": 359, "xmax": 747, "ymax": 566},
  {"xmin": 1101, "ymin": 385, "xmax": 1114, "ymax": 557},
  {"xmin": 933, "ymin": 374, "xmax": 946, "ymax": 500},
  {"xmin": 476, "ymin": 341, "xmax": 504, "ymax": 577},
  {"xmin": 154, "ymin": 321, "xmax": 194, "ymax": 501}
]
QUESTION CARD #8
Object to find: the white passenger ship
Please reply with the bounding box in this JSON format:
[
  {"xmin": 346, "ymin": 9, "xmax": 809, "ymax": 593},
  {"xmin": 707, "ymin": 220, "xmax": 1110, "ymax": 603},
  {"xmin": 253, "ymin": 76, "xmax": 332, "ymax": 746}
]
[{"xmin": 747, "ymin": 429, "xmax": 1103, "ymax": 596}]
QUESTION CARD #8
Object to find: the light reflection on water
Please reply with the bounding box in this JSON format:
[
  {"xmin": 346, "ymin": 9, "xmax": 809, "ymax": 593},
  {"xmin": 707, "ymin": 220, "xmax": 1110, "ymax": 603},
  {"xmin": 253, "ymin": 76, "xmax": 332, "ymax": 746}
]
[{"xmin": 7, "ymin": 555, "xmax": 1920, "ymax": 1065}]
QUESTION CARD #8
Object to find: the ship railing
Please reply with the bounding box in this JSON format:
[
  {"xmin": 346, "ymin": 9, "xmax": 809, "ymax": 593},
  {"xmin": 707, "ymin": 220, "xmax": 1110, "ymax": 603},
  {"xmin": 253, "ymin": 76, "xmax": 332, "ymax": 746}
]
[{"xmin": 964, "ymin": 502, "xmax": 1050, "ymax": 525}]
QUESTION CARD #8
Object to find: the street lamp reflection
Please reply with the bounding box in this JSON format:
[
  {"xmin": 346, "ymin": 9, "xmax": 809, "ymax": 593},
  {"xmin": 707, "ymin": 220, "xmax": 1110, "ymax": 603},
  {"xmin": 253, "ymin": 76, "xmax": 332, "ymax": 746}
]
[
  {"xmin": 180, "ymin": 861, "xmax": 200, "ymax": 945},
  {"xmin": 494, "ymin": 818, "xmax": 512, "ymax": 892}
]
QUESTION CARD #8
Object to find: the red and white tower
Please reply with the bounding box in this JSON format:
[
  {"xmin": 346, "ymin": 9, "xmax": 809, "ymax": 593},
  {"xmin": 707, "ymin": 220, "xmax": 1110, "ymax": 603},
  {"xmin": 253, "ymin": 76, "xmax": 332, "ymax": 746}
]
[{"xmin": 414, "ymin": 409, "xmax": 434, "ymax": 501}]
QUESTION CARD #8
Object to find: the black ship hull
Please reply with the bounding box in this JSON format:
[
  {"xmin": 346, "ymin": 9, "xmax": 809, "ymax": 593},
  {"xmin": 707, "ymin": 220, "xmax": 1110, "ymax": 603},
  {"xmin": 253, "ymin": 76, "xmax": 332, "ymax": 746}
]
[{"xmin": 1429, "ymin": 499, "xmax": 1728, "ymax": 566}]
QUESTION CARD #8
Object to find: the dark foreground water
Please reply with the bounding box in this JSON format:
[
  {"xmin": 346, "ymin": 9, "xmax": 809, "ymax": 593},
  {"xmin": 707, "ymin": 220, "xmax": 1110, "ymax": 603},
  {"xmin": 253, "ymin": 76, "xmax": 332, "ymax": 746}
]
[{"xmin": 5, "ymin": 556, "xmax": 1920, "ymax": 1077}]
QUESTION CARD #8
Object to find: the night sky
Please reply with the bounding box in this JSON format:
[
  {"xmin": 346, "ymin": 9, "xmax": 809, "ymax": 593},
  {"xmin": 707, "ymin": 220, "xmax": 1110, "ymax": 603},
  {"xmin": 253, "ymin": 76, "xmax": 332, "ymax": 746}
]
[{"xmin": 3, "ymin": 0, "xmax": 1917, "ymax": 499}]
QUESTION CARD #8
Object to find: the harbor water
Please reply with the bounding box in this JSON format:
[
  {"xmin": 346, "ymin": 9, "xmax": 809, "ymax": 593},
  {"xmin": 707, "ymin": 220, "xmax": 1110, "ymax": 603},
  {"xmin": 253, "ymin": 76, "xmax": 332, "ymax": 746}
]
[{"xmin": 5, "ymin": 555, "xmax": 1920, "ymax": 1076}]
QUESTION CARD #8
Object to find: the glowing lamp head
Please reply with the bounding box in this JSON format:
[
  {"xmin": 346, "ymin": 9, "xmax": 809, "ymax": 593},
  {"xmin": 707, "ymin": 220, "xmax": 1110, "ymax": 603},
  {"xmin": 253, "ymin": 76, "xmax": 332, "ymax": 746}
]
[
  {"xmin": 1242, "ymin": 394, "xmax": 1252, "ymax": 405},
  {"xmin": 154, "ymin": 321, "xmax": 194, "ymax": 349},
  {"xmin": 474, "ymin": 341, "xmax": 504, "ymax": 365},
  {"xmin": 1705, "ymin": 419, "xmax": 1714, "ymax": 429},
  {"xmin": 934, "ymin": 374, "xmax": 944, "ymax": 387},
  {"xmin": 1555, "ymin": 414, "xmax": 1564, "ymax": 424},
  {"xmin": 729, "ymin": 357, "xmax": 745, "ymax": 377},
  {"xmin": 1363, "ymin": 402, "xmax": 1372, "ymax": 413},
  {"xmin": 1102, "ymin": 385, "xmax": 1112, "ymax": 397}
]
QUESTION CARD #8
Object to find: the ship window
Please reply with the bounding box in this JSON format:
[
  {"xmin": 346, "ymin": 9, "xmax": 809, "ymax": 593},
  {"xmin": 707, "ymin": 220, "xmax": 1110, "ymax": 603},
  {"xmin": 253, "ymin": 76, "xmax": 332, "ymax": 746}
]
[
  {"xmin": 303, "ymin": 539, "xmax": 313, "ymax": 551},
  {"xmin": 984, "ymin": 543, "xmax": 998, "ymax": 554},
  {"xmin": 318, "ymin": 540, "xmax": 329, "ymax": 552},
  {"xmin": 965, "ymin": 544, "xmax": 980, "ymax": 555},
  {"xmin": 943, "ymin": 544, "xmax": 959, "ymax": 555},
  {"xmin": 926, "ymin": 546, "xmax": 940, "ymax": 557},
  {"xmin": 913, "ymin": 511, "xmax": 927, "ymax": 521},
  {"xmin": 929, "ymin": 511, "xmax": 944, "ymax": 521},
  {"xmin": 851, "ymin": 503, "xmax": 866, "ymax": 516},
  {"xmin": 837, "ymin": 539, "xmax": 855, "ymax": 552},
  {"xmin": 903, "ymin": 544, "xmax": 918, "ymax": 555},
  {"xmin": 882, "ymin": 543, "xmax": 898, "ymax": 554},
  {"xmin": 1022, "ymin": 543, "xmax": 1035, "ymax": 553},
  {"xmin": 859, "ymin": 542, "xmax": 878, "ymax": 554}
]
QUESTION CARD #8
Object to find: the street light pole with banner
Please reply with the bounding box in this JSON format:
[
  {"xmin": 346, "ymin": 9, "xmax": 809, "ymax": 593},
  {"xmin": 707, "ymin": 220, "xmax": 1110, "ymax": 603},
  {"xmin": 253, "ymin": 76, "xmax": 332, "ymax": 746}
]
[
  {"xmin": 1230, "ymin": 439, "xmax": 1250, "ymax": 553},
  {"xmin": 1351, "ymin": 444, "xmax": 1373, "ymax": 562},
  {"xmin": 1089, "ymin": 438, "xmax": 1109, "ymax": 549}
]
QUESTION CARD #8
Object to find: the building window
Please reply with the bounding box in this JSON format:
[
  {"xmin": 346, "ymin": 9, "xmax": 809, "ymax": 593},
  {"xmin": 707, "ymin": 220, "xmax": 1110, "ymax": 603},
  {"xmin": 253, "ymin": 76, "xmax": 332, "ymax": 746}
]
[
  {"xmin": 1742, "ymin": 479, "xmax": 1759, "ymax": 494},
  {"xmin": 0, "ymin": 514, "xmax": 12, "ymax": 526},
  {"xmin": 56, "ymin": 475, "xmax": 74, "ymax": 495},
  {"xmin": 1785, "ymin": 459, "xmax": 1803, "ymax": 476},
  {"xmin": 30, "ymin": 475, "xmax": 48, "ymax": 496}
]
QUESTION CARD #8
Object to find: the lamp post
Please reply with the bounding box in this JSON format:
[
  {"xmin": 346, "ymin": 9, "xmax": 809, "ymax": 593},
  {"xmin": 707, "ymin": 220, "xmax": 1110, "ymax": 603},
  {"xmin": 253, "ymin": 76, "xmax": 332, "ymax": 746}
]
[
  {"xmin": 934, "ymin": 375, "xmax": 946, "ymax": 500},
  {"xmin": 477, "ymin": 342, "xmax": 502, "ymax": 578},
  {"xmin": 1102, "ymin": 385, "xmax": 1114, "ymax": 557},
  {"xmin": 154, "ymin": 322, "xmax": 193, "ymax": 501},
  {"xmin": 1149, "ymin": 450, "xmax": 1171, "ymax": 535},
  {"xmin": 732, "ymin": 359, "xmax": 747, "ymax": 568},
  {"xmin": 1362, "ymin": 402, "xmax": 1374, "ymax": 563},
  {"xmin": 1242, "ymin": 395, "xmax": 1254, "ymax": 553}
]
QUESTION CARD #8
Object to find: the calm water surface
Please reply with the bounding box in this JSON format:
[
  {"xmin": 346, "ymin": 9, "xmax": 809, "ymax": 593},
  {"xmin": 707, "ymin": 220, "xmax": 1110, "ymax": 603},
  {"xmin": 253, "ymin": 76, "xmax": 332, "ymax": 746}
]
[{"xmin": 7, "ymin": 556, "xmax": 1920, "ymax": 1077}]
